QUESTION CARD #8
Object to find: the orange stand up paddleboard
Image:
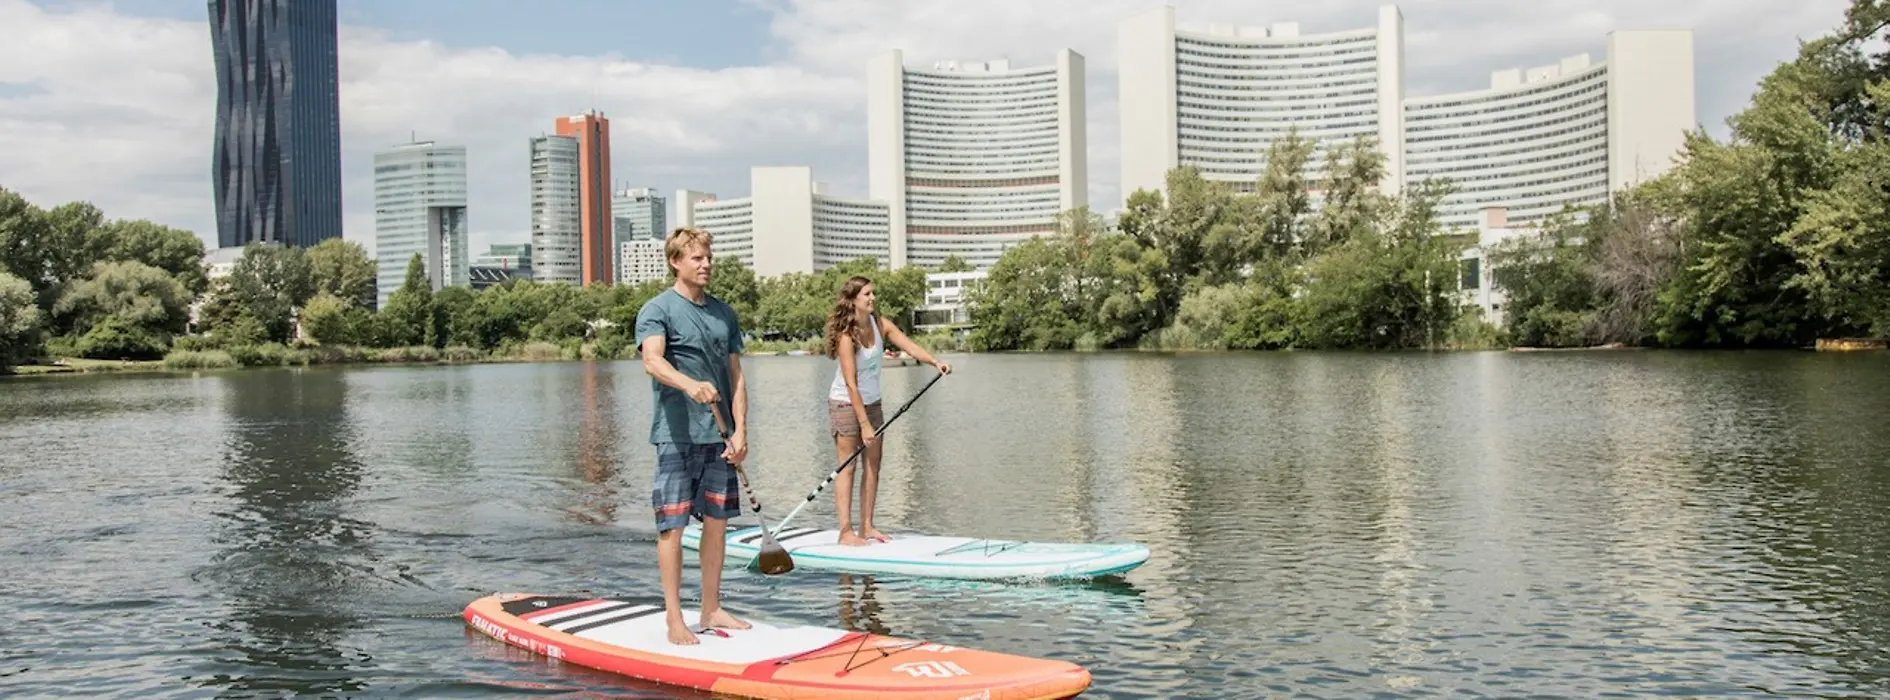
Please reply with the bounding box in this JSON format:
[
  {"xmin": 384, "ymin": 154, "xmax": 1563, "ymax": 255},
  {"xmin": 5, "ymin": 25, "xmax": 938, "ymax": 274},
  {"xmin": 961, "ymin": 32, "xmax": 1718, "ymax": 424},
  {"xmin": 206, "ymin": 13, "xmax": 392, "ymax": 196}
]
[{"xmin": 465, "ymin": 592, "xmax": 1092, "ymax": 699}]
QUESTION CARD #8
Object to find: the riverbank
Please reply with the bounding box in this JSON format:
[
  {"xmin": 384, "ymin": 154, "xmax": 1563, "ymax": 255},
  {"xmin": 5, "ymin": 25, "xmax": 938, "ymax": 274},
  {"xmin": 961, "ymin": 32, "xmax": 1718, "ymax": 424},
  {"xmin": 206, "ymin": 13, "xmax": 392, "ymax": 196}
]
[
  {"xmin": 2, "ymin": 331, "xmax": 973, "ymax": 378},
  {"xmin": 9, "ymin": 332, "xmax": 1879, "ymax": 379}
]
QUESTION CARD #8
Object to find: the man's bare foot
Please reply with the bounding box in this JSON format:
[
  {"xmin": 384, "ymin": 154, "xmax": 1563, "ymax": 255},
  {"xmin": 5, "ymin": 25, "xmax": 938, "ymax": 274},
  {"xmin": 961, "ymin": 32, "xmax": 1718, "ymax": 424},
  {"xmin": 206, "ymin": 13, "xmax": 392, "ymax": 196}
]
[
  {"xmin": 666, "ymin": 617, "xmax": 699, "ymax": 645},
  {"xmin": 862, "ymin": 527, "xmax": 892, "ymax": 543},
  {"xmin": 699, "ymin": 608, "xmax": 751, "ymax": 631},
  {"xmin": 839, "ymin": 530, "xmax": 869, "ymax": 546}
]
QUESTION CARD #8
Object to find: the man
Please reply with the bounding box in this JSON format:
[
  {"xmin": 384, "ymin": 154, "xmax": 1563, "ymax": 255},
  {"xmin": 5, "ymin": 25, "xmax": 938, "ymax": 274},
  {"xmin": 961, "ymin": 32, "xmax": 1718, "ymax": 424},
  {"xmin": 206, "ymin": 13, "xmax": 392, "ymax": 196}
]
[{"xmin": 634, "ymin": 226, "xmax": 751, "ymax": 645}]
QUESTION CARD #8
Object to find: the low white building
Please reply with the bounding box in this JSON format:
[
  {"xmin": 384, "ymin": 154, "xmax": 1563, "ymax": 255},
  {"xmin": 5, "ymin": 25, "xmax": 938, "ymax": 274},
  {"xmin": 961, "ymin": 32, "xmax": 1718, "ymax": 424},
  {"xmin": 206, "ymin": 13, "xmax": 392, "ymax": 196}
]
[
  {"xmin": 1457, "ymin": 207, "xmax": 1542, "ymax": 328},
  {"xmin": 915, "ymin": 270, "xmax": 987, "ymax": 330},
  {"xmin": 675, "ymin": 167, "xmax": 892, "ymax": 278}
]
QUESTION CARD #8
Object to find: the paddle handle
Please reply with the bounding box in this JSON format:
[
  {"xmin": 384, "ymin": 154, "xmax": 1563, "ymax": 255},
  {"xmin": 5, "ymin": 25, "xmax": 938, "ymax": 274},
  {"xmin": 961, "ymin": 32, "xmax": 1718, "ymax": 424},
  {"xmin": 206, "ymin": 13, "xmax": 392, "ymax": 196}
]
[
  {"xmin": 709, "ymin": 403, "xmax": 765, "ymax": 517},
  {"xmin": 772, "ymin": 370, "xmax": 946, "ymax": 533}
]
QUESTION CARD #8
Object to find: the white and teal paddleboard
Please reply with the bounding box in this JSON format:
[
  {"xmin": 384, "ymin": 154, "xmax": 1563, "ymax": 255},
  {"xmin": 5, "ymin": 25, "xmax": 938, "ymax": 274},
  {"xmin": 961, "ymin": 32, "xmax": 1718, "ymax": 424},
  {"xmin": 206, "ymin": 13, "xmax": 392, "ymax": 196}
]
[{"xmin": 680, "ymin": 523, "xmax": 1149, "ymax": 580}]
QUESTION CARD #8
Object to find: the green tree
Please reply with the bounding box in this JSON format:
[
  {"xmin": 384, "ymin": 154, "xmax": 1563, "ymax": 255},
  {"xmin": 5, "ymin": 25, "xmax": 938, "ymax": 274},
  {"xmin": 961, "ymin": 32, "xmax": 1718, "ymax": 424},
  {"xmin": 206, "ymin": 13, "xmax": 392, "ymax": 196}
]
[
  {"xmin": 968, "ymin": 236, "xmax": 1085, "ymax": 351},
  {"xmin": 378, "ymin": 254, "xmax": 435, "ymax": 347},
  {"xmin": 197, "ymin": 242, "xmax": 313, "ymax": 344},
  {"xmin": 52, "ymin": 260, "xmax": 193, "ymax": 339},
  {"xmin": 708, "ymin": 256, "xmax": 760, "ymax": 324},
  {"xmin": 72, "ymin": 316, "xmax": 168, "ymax": 360},
  {"xmin": 0, "ymin": 270, "xmax": 42, "ymax": 370},
  {"xmin": 306, "ymin": 238, "xmax": 377, "ymax": 307},
  {"xmin": 298, "ymin": 293, "xmax": 356, "ymax": 346},
  {"xmin": 0, "ymin": 193, "xmax": 112, "ymax": 313},
  {"xmin": 99, "ymin": 219, "xmax": 208, "ymax": 297},
  {"xmin": 935, "ymin": 255, "xmax": 976, "ymax": 273},
  {"xmin": 430, "ymin": 285, "xmax": 481, "ymax": 348}
]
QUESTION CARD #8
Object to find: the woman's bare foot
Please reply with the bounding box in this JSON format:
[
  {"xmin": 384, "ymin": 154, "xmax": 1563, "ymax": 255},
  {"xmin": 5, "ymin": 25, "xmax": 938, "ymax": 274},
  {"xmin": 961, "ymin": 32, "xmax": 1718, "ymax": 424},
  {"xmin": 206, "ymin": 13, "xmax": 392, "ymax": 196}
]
[
  {"xmin": 861, "ymin": 527, "xmax": 892, "ymax": 543},
  {"xmin": 839, "ymin": 530, "xmax": 869, "ymax": 546},
  {"xmin": 666, "ymin": 616, "xmax": 698, "ymax": 645},
  {"xmin": 699, "ymin": 608, "xmax": 751, "ymax": 631}
]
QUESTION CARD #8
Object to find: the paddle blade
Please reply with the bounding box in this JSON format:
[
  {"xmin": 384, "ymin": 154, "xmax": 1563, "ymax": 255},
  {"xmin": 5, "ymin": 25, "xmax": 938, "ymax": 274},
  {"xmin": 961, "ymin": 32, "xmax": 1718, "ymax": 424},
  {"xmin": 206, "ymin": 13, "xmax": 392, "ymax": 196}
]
[{"xmin": 755, "ymin": 539, "xmax": 794, "ymax": 575}]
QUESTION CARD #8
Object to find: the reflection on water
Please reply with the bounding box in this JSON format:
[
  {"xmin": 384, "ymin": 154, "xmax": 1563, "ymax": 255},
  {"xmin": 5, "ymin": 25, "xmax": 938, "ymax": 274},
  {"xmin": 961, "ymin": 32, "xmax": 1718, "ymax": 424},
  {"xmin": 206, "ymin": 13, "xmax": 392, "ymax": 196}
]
[
  {"xmin": 1, "ymin": 352, "xmax": 1888, "ymax": 698},
  {"xmin": 193, "ymin": 369, "xmax": 374, "ymax": 696},
  {"xmin": 570, "ymin": 362, "xmax": 623, "ymax": 527}
]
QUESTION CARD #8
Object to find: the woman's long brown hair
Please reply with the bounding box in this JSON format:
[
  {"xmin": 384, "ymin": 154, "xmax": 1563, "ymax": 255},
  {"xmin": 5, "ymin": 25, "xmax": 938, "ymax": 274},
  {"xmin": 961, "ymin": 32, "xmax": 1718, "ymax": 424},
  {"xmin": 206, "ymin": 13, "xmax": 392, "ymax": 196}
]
[{"xmin": 822, "ymin": 275, "xmax": 874, "ymax": 359}]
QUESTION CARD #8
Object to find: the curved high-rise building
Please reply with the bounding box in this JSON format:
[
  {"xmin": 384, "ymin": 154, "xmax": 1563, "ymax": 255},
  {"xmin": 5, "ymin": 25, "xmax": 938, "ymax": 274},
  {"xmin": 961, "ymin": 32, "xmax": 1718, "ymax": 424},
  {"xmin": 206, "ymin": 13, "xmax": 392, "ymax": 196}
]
[
  {"xmin": 1406, "ymin": 32, "xmax": 1695, "ymax": 230},
  {"xmin": 1118, "ymin": 5, "xmax": 1695, "ymax": 232},
  {"xmin": 868, "ymin": 49, "xmax": 1086, "ymax": 270},
  {"xmin": 1405, "ymin": 58, "xmax": 1610, "ymax": 230},
  {"xmin": 208, "ymin": 0, "xmax": 343, "ymax": 249},
  {"xmin": 1118, "ymin": 6, "xmax": 1405, "ymax": 200}
]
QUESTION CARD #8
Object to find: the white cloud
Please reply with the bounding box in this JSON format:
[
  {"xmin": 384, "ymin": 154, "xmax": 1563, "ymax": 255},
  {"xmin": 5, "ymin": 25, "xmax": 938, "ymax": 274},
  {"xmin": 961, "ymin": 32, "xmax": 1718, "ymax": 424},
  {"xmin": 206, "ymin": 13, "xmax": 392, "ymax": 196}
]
[{"xmin": 0, "ymin": 0, "xmax": 1856, "ymax": 262}]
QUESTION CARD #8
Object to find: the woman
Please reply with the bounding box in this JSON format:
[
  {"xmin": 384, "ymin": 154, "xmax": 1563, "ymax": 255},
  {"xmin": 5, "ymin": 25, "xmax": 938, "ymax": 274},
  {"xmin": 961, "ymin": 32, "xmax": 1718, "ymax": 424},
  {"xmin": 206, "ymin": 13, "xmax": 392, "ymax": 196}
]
[{"xmin": 823, "ymin": 275, "xmax": 951, "ymax": 546}]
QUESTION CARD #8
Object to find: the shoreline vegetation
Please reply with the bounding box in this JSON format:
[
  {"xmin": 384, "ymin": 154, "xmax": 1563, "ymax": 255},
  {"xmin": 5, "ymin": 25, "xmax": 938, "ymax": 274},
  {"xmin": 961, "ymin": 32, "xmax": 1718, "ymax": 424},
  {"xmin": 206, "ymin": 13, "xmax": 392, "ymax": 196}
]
[
  {"xmin": 11, "ymin": 334, "xmax": 1882, "ymax": 379},
  {"xmin": 5, "ymin": 2, "xmax": 1888, "ymax": 378}
]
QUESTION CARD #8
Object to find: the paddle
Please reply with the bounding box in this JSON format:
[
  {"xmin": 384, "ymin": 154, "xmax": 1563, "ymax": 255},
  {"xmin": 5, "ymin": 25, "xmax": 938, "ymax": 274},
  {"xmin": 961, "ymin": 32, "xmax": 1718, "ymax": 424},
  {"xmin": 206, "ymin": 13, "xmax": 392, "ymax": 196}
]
[
  {"xmin": 768, "ymin": 369, "xmax": 947, "ymax": 537},
  {"xmin": 709, "ymin": 403, "xmax": 794, "ymax": 575}
]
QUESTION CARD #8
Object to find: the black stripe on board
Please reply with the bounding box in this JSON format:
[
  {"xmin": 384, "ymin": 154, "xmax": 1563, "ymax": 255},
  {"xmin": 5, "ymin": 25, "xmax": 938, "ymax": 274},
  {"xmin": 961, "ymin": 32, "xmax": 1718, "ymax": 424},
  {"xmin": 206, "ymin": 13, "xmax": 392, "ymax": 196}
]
[
  {"xmin": 561, "ymin": 605, "xmax": 665, "ymax": 635},
  {"xmin": 535, "ymin": 601, "xmax": 636, "ymax": 628},
  {"xmin": 775, "ymin": 529, "xmax": 829, "ymax": 543},
  {"xmin": 500, "ymin": 595, "xmax": 593, "ymax": 617},
  {"xmin": 739, "ymin": 527, "xmax": 815, "ymax": 545}
]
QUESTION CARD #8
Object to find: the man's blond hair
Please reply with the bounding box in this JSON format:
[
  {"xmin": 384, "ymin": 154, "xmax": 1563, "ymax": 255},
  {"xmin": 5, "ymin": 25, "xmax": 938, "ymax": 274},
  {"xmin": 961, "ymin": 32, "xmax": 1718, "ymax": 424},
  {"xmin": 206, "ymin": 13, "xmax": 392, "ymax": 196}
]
[{"xmin": 664, "ymin": 227, "xmax": 713, "ymax": 276}]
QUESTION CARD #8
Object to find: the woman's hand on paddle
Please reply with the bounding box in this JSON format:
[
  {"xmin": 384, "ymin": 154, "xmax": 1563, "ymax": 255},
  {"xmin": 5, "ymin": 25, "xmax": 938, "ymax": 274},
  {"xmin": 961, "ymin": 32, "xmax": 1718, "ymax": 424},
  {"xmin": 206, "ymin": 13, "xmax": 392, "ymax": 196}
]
[
  {"xmin": 860, "ymin": 423, "xmax": 877, "ymax": 446},
  {"xmin": 933, "ymin": 360, "xmax": 952, "ymax": 375}
]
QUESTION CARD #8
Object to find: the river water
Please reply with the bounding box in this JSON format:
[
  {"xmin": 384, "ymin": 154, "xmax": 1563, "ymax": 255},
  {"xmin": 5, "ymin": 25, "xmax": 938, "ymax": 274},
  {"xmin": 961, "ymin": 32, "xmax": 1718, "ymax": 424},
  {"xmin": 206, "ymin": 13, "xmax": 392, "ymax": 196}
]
[{"xmin": 2, "ymin": 351, "xmax": 1888, "ymax": 698}]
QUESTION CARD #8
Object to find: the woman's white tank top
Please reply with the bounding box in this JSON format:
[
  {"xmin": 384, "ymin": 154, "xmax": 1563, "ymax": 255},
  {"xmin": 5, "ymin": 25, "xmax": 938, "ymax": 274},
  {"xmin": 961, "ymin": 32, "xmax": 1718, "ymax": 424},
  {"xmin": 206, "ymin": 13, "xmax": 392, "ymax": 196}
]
[{"xmin": 829, "ymin": 317, "xmax": 883, "ymax": 404}]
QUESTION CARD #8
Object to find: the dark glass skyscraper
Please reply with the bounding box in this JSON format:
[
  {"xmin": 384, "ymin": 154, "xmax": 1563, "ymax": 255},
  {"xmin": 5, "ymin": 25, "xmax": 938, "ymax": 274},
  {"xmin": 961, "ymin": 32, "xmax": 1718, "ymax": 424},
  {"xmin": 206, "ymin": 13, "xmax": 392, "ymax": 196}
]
[{"xmin": 209, "ymin": 0, "xmax": 343, "ymax": 249}]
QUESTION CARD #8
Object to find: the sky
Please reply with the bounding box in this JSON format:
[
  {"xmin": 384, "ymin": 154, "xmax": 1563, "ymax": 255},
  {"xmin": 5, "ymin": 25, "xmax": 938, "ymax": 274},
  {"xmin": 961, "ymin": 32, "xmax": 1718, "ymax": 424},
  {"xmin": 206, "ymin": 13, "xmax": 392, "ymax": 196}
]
[{"xmin": 0, "ymin": 0, "xmax": 1856, "ymax": 260}]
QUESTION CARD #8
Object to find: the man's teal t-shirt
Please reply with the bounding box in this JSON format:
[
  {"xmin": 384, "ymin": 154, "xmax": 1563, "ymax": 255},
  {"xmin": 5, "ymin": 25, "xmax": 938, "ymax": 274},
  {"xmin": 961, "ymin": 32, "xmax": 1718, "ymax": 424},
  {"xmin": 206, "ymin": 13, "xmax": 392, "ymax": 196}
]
[{"xmin": 634, "ymin": 288, "xmax": 745, "ymax": 445}]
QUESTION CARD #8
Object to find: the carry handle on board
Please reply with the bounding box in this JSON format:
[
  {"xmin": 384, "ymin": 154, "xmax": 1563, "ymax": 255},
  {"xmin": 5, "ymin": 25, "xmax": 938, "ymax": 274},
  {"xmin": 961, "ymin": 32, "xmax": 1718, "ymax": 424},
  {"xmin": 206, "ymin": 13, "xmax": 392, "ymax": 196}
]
[
  {"xmin": 768, "ymin": 369, "xmax": 946, "ymax": 536},
  {"xmin": 709, "ymin": 402, "xmax": 794, "ymax": 575}
]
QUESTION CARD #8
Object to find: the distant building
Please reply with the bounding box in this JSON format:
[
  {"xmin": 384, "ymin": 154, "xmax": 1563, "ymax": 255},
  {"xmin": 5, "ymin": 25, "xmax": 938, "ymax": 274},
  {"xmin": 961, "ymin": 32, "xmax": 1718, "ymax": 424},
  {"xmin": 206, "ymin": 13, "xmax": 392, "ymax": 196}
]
[
  {"xmin": 1116, "ymin": 5, "xmax": 1695, "ymax": 231},
  {"xmin": 613, "ymin": 187, "xmax": 667, "ymax": 283},
  {"xmin": 529, "ymin": 134, "xmax": 581, "ymax": 285},
  {"xmin": 676, "ymin": 167, "xmax": 892, "ymax": 278},
  {"xmin": 208, "ymin": 0, "xmax": 343, "ymax": 249},
  {"xmin": 1457, "ymin": 207, "xmax": 1541, "ymax": 327},
  {"xmin": 475, "ymin": 243, "xmax": 532, "ymax": 278},
  {"xmin": 619, "ymin": 239, "xmax": 668, "ymax": 286},
  {"xmin": 868, "ymin": 50, "xmax": 1087, "ymax": 270},
  {"xmin": 468, "ymin": 266, "xmax": 518, "ymax": 291},
  {"xmin": 556, "ymin": 111, "xmax": 613, "ymax": 286},
  {"xmin": 373, "ymin": 140, "xmax": 469, "ymax": 307},
  {"xmin": 915, "ymin": 270, "xmax": 987, "ymax": 330}
]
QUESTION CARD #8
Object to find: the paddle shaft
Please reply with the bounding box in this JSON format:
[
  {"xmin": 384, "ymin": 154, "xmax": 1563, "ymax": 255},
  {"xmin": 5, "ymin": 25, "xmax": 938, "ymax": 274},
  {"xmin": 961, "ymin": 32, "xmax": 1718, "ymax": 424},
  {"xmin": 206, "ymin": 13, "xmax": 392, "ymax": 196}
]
[
  {"xmin": 708, "ymin": 403, "xmax": 769, "ymax": 523},
  {"xmin": 772, "ymin": 370, "xmax": 945, "ymax": 533}
]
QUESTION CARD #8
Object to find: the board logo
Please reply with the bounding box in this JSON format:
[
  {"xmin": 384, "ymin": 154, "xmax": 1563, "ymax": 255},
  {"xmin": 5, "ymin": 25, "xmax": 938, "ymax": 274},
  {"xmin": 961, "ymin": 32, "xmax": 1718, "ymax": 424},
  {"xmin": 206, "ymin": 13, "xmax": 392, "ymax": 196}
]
[{"xmin": 893, "ymin": 660, "xmax": 971, "ymax": 678}]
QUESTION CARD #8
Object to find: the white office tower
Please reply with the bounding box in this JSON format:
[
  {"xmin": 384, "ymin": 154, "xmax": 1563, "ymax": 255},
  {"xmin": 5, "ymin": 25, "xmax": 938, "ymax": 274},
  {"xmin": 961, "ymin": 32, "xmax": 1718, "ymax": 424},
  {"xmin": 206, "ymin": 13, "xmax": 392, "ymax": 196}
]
[
  {"xmin": 1117, "ymin": 6, "xmax": 1405, "ymax": 201},
  {"xmin": 868, "ymin": 49, "xmax": 1086, "ymax": 270},
  {"xmin": 1117, "ymin": 5, "xmax": 1697, "ymax": 232},
  {"xmin": 678, "ymin": 167, "xmax": 892, "ymax": 278},
  {"xmin": 373, "ymin": 140, "xmax": 469, "ymax": 307},
  {"xmin": 1405, "ymin": 30, "xmax": 1695, "ymax": 230},
  {"xmin": 528, "ymin": 134, "xmax": 581, "ymax": 285}
]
